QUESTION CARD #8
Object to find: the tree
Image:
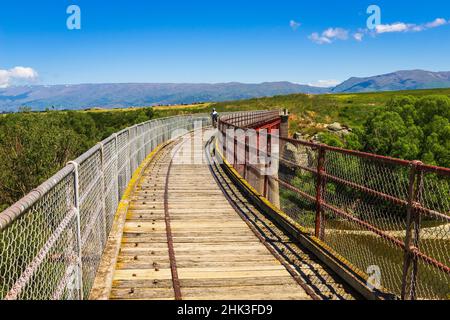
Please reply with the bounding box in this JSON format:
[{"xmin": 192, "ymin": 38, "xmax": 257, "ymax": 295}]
[{"xmin": 361, "ymin": 95, "xmax": 449, "ymax": 167}]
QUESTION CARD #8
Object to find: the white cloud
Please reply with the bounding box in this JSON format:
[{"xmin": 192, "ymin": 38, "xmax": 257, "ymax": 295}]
[
  {"xmin": 0, "ymin": 66, "xmax": 38, "ymax": 88},
  {"xmin": 309, "ymin": 32, "xmax": 332, "ymax": 44},
  {"xmin": 375, "ymin": 22, "xmax": 410, "ymax": 33},
  {"xmin": 353, "ymin": 32, "xmax": 364, "ymax": 42},
  {"xmin": 309, "ymin": 28, "xmax": 349, "ymax": 44},
  {"xmin": 425, "ymin": 18, "xmax": 447, "ymax": 28},
  {"xmin": 289, "ymin": 20, "xmax": 301, "ymax": 31},
  {"xmin": 308, "ymin": 80, "xmax": 341, "ymax": 88},
  {"xmin": 307, "ymin": 17, "xmax": 449, "ymax": 45},
  {"xmin": 323, "ymin": 28, "xmax": 349, "ymax": 40},
  {"xmin": 375, "ymin": 18, "xmax": 449, "ymax": 34}
]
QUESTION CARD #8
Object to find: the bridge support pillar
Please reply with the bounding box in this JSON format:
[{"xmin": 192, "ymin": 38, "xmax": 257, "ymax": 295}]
[
  {"xmin": 267, "ymin": 175, "xmax": 280, "ymax": 209},
  {"xmin": 266, "ymin": 110, "xmax": 288, "ymax": 209},
  {"xmin": 280, "ymin": 109, "xmax": 289, "ymax": 156},
  {"xmin": 247, "ymin": 164, "xmax": 266, "ymax": 195}
]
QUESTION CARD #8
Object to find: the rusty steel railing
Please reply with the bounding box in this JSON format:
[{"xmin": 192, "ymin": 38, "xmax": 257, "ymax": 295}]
[
  {"xmin": 218, "ymin": 111, "xmax": 450, "ymax": 300},
  {"xmin": 219, "ymin": 110, "xmax": 280, "ymax": 129}
]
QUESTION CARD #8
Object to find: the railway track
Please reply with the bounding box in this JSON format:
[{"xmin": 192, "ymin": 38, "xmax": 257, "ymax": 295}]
[
  {"xmin": 108, "ymin": 130, "xmax": 315, "ymax": 300},
  {"xmin": 94, "ymin": 128, "xmax": 362, "ymax": 300}
]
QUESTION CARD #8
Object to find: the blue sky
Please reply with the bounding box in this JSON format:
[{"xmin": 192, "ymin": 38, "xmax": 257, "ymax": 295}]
[{"xmin": 0, "ymin": 0, "xmax": 449, "ymax": 86}]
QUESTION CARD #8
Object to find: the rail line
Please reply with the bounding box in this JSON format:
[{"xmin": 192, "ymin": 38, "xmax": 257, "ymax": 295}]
[
  {"xmin": 164, "ymin": 140, "xmax": 183, "ymax": 300},
  {"xmin": 104, "ymin": 129, "xmax": 313, "ymax": 300}
]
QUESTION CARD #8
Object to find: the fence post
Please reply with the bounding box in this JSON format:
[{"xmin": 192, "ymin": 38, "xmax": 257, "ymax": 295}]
[
  {"xmin": 233, "ymin": 132, "xmax": 237, "ymax": 169},
  {"xmin": 264, "ymin": 132, "xmax": 271, "ymax": 198},
  {"xmin": 97, "ymin": 142, "xmax": 107, "ymax": 246},
  {"xmin": 244, "ymin": 134, "xmax": 249, "ymax": 180},
  {"xmin": 67, "ymin": 161, "xmax": 84, "ymax": 300},
  {"xmin": 401, "ymin": 160, "xmax": 423, "ymax": 300},
  {"xmin": 225, "ymin": 123, "xmax": 229, "ymax": 159},
  {"xmin": 279, "ymin": 110, "xmax": 289, "ymax": 156},
  {"xmin": 114, "ymin": 133, "xmax": 120, "ymax": 204},
  {"xmin": 315, "ymin": 146, "xmax": 326, "ymax": 240},
  {"xmin": 410, "ymin": 166, "xmax": 423, "ymax": 300},
  {"xmin": 114, "ymin": 133, "xmax": 121, "ymax": 200},
  {"xmin": 128, "ymin": 128, "xmax": 132, "ymax": 181}
]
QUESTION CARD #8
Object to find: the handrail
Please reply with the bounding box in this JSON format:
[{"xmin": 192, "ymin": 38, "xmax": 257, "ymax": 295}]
[
  {"xmin": 218, "ymin": 111, "xmax": 450, "ymax": 300},
  {"xmin": 0, "ymin": 113, "xmax": 210, "ymax": 300}
]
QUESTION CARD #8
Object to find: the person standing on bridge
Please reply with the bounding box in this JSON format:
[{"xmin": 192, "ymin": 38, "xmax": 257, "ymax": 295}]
[{"xmin": 211, "ymin": 108, "xmax": 219, "ymax": 128}]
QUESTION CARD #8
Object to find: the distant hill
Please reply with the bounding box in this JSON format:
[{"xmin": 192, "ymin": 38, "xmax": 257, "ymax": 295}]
[
  {"xmin": 333, "ymin": 70, "xmax": 450, "ymax": 93},
  {"xmin": 0, "ymin": 82, "xmax": 328, "ymax": 112},
  {"xmin": 2, "ymin": 70, "xmax": 450, "ymax": 112}
]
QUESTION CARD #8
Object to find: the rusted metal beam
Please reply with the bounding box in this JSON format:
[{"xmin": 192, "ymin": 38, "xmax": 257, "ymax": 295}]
[{"xmin": 315, "ymin": 147, "xmax": 326, "ymax": 240}]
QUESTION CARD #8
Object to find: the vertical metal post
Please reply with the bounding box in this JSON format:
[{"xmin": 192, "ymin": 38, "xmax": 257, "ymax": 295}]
[
  {"xmin": 222, "ymin": 124, "xmax": 226, "ymax": 157},
  {"xmin": 263, "ymin": 131, "xmax": 271, "ymax": 198},
  {"xmin": 410, "ymin": 167, "xmax": 423, "ymax": 300},
  {"xmin": 67, "ymin": 161, "xmax": 84, "ymax": 300},
  {"xmin": 315, "ymin": 146, "xmax": 326, "ymax": 240},
  {"xmin": 97, "ymin": 143, "xmax": 107, "ymax": 245},
  {"xmin": 280, "ymin": 110, "xmax": 289, "ymax": 157},
  {"xmin": 244, "ymin": 134, "xmax": 249, "ymax": 180},
  {"xmin": 114, "ymin": 133, "xmax": 121, "ymax": 200},
  {"xmin": 225, "ymin": 124, "xmax": 229, "ymax": 159},
  {"xmin": 401, "ymin": 160, "xmax": 422, "ymax": 300},
  {"xmin": 128, "ymin": 128, "xmax": 132, "ymax": 181},
  {"xmin": 233, "ymin": 133, "xmax": 237, "ymax": 169}
]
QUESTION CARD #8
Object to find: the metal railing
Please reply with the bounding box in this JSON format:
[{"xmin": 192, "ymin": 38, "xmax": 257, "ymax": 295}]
[
  {"xmin": 219, "ymin": 111, "xmax": 450, "ymax": 300},
  {"xmin": 219, "ymin": 110, "xmax": 280, "ymax": 129},
  {"xmin": 0, "ymin": 114, "xmax": 210, "ymax": 300}
]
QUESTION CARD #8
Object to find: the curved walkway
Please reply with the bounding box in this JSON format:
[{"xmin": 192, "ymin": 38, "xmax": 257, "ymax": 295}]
[{"xmin": 107, "ymin": 130, "xmax": 311, "ymax": 300}]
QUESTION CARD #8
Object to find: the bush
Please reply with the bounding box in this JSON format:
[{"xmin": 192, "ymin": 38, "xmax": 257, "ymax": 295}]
[
  {"xmin": 360, "ymin": 95, "xmax": 450, "ymax": 167},
  {"xmin": 0, "ymin": 108, "xmax": 154, "ymax": 208}
]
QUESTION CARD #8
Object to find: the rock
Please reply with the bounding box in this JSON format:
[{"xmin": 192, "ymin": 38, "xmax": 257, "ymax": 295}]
[
  {"xmin": 339, "ymin": 129, "xmax": 351, "ymax": 136},
  {"xmin": 283, "ymin": 142, "xmax": 316, "ymax": 169},
  {"xmin": 284, "ymin": 142, "xmax": 298, "ymax": 154},
  {"xmin": 312, "ymin": 134, "xmax": 321, "ymax": 143},
  {"xmin": 327, "ymin": 122, "xmax": 343, "ymax": 132}
]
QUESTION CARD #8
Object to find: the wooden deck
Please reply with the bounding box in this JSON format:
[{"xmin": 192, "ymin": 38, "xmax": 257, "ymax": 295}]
[{"xmin": 108, "ymin": 131, "xmax": 311, "ymax": 300}]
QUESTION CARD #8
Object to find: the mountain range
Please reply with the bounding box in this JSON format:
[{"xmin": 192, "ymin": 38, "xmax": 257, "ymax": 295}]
[
  {"xmin": 331, "ymin": 70, "xmax": 450, "ymax": 93},
  {"xmin": 1, "ymin": 69, "xmax": 450, "ymax": 112}
]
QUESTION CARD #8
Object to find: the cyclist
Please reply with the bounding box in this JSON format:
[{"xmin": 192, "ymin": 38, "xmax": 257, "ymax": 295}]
[{"xmin": 211, "ymin": 108, "xmax": 219, "ymax": 128}]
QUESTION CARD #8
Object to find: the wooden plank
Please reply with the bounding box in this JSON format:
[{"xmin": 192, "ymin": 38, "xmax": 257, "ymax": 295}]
[
  {"xmin": 119, "ymin": 248, "xmax": 272, "ymax": 256},
  {"xmin": 122, "ymin": 235, "xmax": 261, "ymax": 243},
  {"xmin": 110, "ymin": 288, "xmax": 175, "ymax": 300},
  {"xmin": 107, "ymin": 131, "xmax": 308, "ymax": 300},
  {"xmin": 116, "ymin": 260, "xmax": 284, "ymax": 270},
  {"xmin": 113, "ymin": 276, "xmax": 297, "ymax": 289},
  {"xmin": 111, "ymin": 285, "xmax": 310, "ymax": 300},
  {"xmin": 182, "ymin": 290, "xmax": 310, "ymax": 300},
  {"xmin": 113, "ymin": 268, "xmax": 173, "ymax": 280}
]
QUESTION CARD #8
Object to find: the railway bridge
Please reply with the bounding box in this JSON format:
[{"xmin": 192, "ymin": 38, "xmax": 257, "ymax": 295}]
[{"xmin": 0, "ymin": 111, "xmax": 449, "ymax": 300}]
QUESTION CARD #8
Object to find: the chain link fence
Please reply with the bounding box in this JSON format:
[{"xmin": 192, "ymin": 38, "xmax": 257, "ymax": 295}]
[
  {"xmin": 0, "ymin": 114, "xmax": 210, "ymax": 300},
  {"xmin": 219, "ymin": 111, "xmax": 450, "ymax": 300}
]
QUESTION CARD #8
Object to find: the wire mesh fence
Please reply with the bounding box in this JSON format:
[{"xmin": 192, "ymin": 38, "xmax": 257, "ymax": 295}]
[
  {"xmin": 0, "ymin": 114, "xmax": 210, "ymax": 300},
  {"xmin": 219, "ymin": 111, "xmax": 450, "ymax": 300}
]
